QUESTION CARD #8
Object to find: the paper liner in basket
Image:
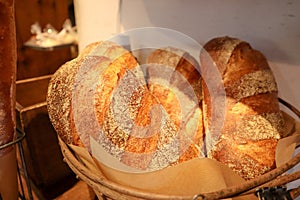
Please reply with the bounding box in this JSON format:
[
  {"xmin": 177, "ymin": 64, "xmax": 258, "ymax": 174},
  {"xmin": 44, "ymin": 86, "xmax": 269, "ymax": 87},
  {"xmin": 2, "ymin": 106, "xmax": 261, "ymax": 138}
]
[
  {"xmin": 66, "ymin": 111, "xmax": 298, "ymax": 199},
  {"xmin": 69, "ymin": 144, "xmax": 256, "ymax": 200}
]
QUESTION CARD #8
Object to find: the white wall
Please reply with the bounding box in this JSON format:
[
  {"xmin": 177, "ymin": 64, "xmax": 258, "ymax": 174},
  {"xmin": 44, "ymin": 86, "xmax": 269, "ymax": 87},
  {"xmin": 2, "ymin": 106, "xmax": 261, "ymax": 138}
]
[
  {"xmin": 74, "ymin": 0, "xmax": 300, "ymax": 112},
  {"xmin": 74, "ymin": 0, "xmax": 120, "ymax": 51}
]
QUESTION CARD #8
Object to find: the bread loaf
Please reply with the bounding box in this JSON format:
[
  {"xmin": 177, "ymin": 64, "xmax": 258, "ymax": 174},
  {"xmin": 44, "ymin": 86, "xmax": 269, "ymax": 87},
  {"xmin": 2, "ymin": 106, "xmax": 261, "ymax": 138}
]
[
  {"xmin": 47, "ymin": 42, "xmax": 102, "ymax": 146},
  {"xmin": 200, "ymin": 36, "xmax": 285, "ymax": 179},
  {"xmin": 48, "ymin": 36, "xmax": 286, "ymax": 178},
  {"xmin": 146, "ymin": 47, "xmax": 204, "ymax": 162},
  {"xmin": 147, "ymin": 47, "xmax": 202, "ymax": 104},
  {"xmin": 47, "ymin": 42, "xmax": 204, "ymax": 171}
]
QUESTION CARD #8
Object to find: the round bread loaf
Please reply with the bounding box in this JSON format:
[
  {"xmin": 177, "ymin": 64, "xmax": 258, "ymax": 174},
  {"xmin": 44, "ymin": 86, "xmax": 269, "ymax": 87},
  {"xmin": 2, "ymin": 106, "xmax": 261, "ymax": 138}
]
[
  {"xmin": 200, "ymin": 36, "xmax": 285, "ymax": 180},
  {"xmin": 47, "ymin": 42, "xmax": 204, "ymax": 172}
]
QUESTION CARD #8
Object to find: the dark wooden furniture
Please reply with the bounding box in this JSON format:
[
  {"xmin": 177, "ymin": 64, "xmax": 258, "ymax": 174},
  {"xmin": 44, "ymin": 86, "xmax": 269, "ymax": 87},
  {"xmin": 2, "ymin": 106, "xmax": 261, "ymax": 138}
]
[{"xmin": 14, "ymin": 0, "xmax": 78, "ymax": 198}]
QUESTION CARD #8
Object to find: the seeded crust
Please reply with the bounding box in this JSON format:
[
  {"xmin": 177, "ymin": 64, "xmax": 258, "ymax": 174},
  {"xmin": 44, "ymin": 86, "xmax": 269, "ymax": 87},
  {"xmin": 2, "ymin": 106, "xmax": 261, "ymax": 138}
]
[
  {"xmin": 47, "ymin": 41, "xmax": 138, "ymax": 147},
  {"xmin": 225, "ymin": 69, "xmax": 278, "ymax": 101},
  {"xmin": 146, "ymin": 48, "xmax": 205, "ymax": 166},
  {"xmin": 100, "ymin": 77, "xmax": 204, "ymax": 170},
  {"xmin": 147, "ymin": 47, "xmax": 202, "ymax": 104},
  {"xmin": 48, "ymin": 37, "xmax": 284, "ymax": 177},
  {"xmin": 201, "ymin": 36, "xmax": 285, "ymax": 180},
  {"xmin": 210, "ymin": 138, "xmax": 278, "ymax": 180},
  {"xmin": 47, "ymin": 42, "xmax": 102, "ymax": 146},
  {"xmin": 48, "ymin": 42, "xmax": 204, "ymax": 171}
]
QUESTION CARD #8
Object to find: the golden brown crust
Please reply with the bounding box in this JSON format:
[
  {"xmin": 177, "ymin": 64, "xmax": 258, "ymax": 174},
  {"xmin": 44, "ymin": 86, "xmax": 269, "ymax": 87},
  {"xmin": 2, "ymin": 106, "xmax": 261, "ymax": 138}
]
[
  {"xmin": 48, "ymin": 43, "xmax": 205, "ymax": 171},
  {"xmin": 201, "ymin": 36, "xmax": 242, "ymax": 76},
  {"xmin": 94, "ymin": 52, "xmax": 139, "ymax": 127},
  {"xmin": 224, "ymin": 43, "xmax": 271, "ymax": 85},
  {"xmin": 201, "ymin": 36, "xmax": 284, "ymax": 179},
  {"xmin": 146, "ymin": 47, "xmax": 205, "ymax": 164},
  {"xmin": 120, "ymin": 85, "xmax": 165, "ymax": 170},
  {"xmin": 211, "ymin": 138, "xmax": 277, "ymax": 180},
  {"xmin": 147, "ymin": 47, "xmax": 202, "ymax": 104},
  {"xmin": 47, "ymin": 42, "xmax": 102, "ymax": 146},
  {"xmin": 177, "ymin": 106, "xmax": 204, "ymax": 163},
  {"xmin": 91, "ymin": 46, "xmax": 204, "ymax": 170},
  {"xmin": 48, "ymin": 36, "xmax": 286, "ymax": 178},
  {"xmin": 147, "ymin": 47, "xmax": 184, "ymax": 70}
]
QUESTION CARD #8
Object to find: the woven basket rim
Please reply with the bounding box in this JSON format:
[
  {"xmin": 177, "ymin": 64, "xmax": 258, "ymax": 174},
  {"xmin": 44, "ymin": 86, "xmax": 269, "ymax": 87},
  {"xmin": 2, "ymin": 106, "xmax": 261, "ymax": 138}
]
[{"xmin": 60, "ymin": 138, "xmax": 193, "ymax": 199}]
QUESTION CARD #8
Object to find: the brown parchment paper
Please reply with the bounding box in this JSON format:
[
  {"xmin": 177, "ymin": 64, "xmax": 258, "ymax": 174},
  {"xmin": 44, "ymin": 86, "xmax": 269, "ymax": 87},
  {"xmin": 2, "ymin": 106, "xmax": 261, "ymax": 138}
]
[{"xmin": 67, "ymin": 111, "xmax": 299, "ymax": 199}]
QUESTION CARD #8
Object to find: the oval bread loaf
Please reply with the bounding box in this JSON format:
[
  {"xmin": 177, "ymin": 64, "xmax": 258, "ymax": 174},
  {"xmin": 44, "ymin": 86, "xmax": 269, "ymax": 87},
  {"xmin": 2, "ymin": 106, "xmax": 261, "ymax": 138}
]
[
  {"xmin": 200, "ymin": 36, "xmax": 285, "ymax": 180},
  {"xmin": 146, "ymin": 47, "xmax": 204, "ymax": 163},
  {"xmin": 47, "ymin": 42, "xmax": 102, "ymax": 146}
]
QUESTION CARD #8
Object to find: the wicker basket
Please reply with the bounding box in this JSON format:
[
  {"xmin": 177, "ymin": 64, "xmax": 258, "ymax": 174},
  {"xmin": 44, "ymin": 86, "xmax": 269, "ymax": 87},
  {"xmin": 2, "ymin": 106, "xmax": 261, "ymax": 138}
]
[{"xmin": 59, "ymin": 98, "xmax": 300, "ymax": 200}]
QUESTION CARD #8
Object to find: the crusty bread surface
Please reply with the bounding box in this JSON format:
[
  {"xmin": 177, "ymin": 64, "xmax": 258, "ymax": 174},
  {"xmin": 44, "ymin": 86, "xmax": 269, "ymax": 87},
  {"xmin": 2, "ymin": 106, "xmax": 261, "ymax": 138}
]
[
  {"xmin": 48, "ymin": 37, "xmax": 286, "ymax": 179},
  {"xmin": 200, "ymin": 36, "xmax": 285, "ymax": 179},
  {"xmin": 47, "ymin": 43, "xmax": 204, "ymax": 171}
]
